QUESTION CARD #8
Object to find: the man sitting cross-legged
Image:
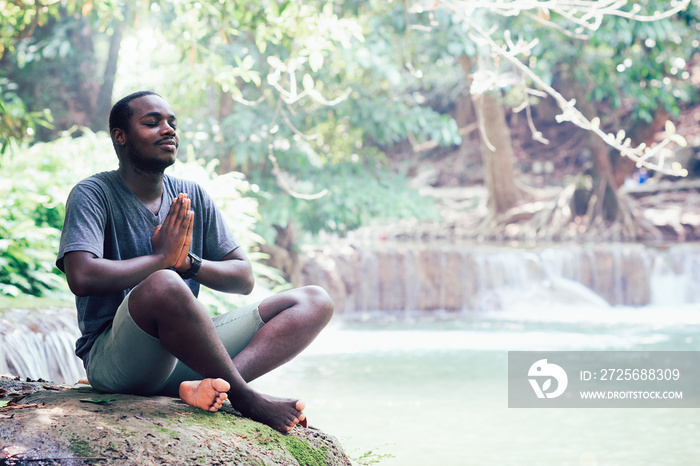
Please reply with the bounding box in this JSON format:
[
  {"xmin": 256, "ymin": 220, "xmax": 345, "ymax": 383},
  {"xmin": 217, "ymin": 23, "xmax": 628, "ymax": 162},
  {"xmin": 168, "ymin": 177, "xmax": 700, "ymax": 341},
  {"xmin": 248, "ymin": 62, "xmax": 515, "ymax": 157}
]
[{"xmin": 56, "ymin": 90, "xmax": 334, "ymax": 433}]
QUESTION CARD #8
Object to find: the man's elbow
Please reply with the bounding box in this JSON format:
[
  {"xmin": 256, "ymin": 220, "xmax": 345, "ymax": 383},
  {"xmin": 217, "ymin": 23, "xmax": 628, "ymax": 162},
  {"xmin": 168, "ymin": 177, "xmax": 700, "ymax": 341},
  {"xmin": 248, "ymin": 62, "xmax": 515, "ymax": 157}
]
[
  {"xmin": 239, "ymin": 272, "xmax": 255, "ymax": 295},
  {"xmin": 66, "ymin": 275, "xmax": 92, "ymax": 297}
]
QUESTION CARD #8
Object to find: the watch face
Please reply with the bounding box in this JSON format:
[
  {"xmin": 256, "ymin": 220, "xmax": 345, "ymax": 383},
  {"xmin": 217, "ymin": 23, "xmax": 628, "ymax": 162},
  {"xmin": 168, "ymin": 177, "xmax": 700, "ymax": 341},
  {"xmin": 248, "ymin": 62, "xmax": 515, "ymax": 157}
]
[
  {"xmin": 189, "ymin": 252, "xmax": 201, "ymax": 267},
  {"xmin": 180, "ymin": 252, "xmax": 202, "ymax": 279},
  {"xmin": 187, "ymin": 252, "xmax": 202, "ymax": 276}
]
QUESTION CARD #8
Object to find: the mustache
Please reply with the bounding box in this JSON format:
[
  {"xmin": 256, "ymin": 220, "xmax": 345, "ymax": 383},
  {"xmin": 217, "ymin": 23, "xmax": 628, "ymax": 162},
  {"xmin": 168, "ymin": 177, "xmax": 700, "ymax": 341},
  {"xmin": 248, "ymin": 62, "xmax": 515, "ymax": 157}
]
[{"xmin": 155, "ymin": 137, "xmax": 179, "ymax": 147}]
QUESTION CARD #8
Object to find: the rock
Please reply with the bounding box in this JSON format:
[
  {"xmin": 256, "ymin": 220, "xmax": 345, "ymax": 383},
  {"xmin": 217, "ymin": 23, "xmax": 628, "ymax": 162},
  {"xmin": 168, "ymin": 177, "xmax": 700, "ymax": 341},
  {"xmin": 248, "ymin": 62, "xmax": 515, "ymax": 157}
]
[{"xmin": 0, "ymin": 375, "xmax": 351, "ymax": 466}]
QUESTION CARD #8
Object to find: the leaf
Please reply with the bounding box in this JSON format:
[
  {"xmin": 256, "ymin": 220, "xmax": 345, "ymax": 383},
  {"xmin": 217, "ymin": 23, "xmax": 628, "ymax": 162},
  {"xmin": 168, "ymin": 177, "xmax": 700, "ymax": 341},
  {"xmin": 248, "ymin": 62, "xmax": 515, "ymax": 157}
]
[
  {"xmin": 241, "ymin": 55, "xmax": 254, "ymax": 70},
  {"xmin": 302, "ymin": 74, "xmax": 314, "ymax": 91},
  {"xmin": 615, "ymin": 130, "xmax": 625, "ymax": 144},
  {"xmin": 80, "ymin": 398, "xmax": 117, "ymax": 404},
  {"xmin": 665, "ymin": 120, "xmax": 676, "ymax": 135},
  {"xmin": 670, "ymin": 134, "xmax": 687, "ymax": 147},
  {"xmin": 309, "ymin": 51, "xmax": 324, "ymax": 72},
  {"xmin": 279, "ymin": 1, "xmax": 290, "ymax": 15},
  {"xmin": 266, "ymin": 56, "xmax": 285, "ymax": 71}
]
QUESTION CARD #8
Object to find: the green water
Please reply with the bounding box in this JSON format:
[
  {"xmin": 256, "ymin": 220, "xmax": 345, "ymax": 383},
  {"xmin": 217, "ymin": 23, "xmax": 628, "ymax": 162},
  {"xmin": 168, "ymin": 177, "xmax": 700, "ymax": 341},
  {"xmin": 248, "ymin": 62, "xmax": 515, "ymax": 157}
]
[{"xmin": 250, "ymin": 305, "xmax": 700, "ymax": 466}]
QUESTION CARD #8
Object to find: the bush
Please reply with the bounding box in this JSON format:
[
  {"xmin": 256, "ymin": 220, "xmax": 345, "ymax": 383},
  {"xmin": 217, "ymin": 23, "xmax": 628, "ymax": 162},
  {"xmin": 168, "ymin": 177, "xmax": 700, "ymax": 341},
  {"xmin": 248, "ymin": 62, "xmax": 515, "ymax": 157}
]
[{"xmin": 0, "ymin": 130, "xmax": 115, "ymax": 297}]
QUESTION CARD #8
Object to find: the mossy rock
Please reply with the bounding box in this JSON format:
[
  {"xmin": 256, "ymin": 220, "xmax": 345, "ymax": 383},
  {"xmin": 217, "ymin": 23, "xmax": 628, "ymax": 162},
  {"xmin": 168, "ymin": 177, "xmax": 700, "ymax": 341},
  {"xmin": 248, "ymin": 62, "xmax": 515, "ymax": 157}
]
[{"xmin": 0, "ymin": 375, "xmax": 351, "ymax": 465}]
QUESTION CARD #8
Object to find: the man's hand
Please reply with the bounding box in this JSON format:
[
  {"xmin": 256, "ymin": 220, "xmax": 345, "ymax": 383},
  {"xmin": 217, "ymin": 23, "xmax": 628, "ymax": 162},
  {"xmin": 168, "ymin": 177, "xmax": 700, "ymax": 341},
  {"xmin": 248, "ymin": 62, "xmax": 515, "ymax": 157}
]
[
  {"xmin": 151, "ymin": 193, "xmax": 194, "ymax": 269},
  {"xmin": 173, "ymin": 209, "xmax": 194, "ymax": 272}
]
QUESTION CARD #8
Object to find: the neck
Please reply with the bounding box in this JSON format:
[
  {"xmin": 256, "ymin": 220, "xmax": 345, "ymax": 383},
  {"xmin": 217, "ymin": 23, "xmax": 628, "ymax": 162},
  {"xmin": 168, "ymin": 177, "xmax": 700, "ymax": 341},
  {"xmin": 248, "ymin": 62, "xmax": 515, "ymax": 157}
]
[{"xmin": 117, "ymin": 164, "xmax": 164, "ymax": 204}]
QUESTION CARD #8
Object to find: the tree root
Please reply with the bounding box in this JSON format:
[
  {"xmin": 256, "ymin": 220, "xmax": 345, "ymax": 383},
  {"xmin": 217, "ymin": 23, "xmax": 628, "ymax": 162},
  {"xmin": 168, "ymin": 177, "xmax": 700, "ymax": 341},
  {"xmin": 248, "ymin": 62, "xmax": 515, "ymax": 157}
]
[{"xmin": 478, "ymin": 181, "xmax": 666, "ymax": 242}]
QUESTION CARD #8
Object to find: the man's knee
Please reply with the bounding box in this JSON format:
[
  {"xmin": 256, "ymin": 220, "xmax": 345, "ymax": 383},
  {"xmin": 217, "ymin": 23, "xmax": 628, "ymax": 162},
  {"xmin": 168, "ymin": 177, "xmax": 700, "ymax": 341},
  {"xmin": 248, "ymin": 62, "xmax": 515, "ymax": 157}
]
[
  {"xmin": 130, "ymin": 269, "xmax": 194, "ymax": 313},
  {"xmin": 300, "ymin": 285, "xmax": 334, "ymax": 322}
]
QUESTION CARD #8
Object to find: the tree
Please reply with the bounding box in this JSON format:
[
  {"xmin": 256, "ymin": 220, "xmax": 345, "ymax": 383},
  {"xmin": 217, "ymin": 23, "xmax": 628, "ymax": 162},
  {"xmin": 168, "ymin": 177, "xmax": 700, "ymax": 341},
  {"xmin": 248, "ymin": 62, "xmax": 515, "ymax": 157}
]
[
  {"xmin": 419, "ymin": 0, "xmax": 695, "ymax": 240},
  {"xmin": 4, "ymin": 0, "xmax": 694, "ymax": 247},
  {"xmin": 0, "ymin": 1, "xmax": 124, "ymax": 146},
  {"xmin": 1, "ymin": 0, "xmax": 445, "ymax": 287}
]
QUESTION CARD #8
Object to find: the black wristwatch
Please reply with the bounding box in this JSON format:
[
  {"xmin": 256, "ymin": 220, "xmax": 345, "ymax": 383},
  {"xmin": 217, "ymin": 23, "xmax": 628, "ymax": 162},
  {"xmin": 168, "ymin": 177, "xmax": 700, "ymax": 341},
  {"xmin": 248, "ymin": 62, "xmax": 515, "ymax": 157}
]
[{"xmin": 179, "ymin": 252, "xmax": 202, "ymax": 279}]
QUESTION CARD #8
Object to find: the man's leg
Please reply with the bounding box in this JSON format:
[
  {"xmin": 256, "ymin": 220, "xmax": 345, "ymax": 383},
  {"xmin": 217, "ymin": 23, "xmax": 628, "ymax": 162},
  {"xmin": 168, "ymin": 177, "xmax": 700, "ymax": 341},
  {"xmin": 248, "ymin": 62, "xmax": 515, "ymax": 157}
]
[
  {"xmin": 231, "ymin": 285, "xmax": 334, "ymax": 383},
  {"xmin": 128, "ymin": 269, "xmax": 307, "ymax": 433}
]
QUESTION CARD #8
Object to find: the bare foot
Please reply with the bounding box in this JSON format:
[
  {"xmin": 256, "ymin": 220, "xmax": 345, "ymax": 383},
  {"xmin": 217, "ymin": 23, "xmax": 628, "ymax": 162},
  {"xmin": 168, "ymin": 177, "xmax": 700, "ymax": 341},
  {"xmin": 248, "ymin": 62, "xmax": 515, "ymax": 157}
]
[
  {"xmin": 179, "ymin": 378, "xmax": 230, "ymax": 413},
  {"xmin": 233, "ymin": 391, "xmax": 306, "ymax": 433}
]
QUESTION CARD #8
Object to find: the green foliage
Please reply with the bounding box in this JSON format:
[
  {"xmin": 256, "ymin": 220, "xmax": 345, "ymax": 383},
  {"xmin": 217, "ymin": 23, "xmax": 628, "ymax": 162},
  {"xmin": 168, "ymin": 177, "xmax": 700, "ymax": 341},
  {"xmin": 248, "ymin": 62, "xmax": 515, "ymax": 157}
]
[
  {"xmin": 353, "ymin": 448, "xmax": 395, "ymax": 465},
  {"xmin": 0, "ymin": 81, "xmax": 53, "ymax": 155},
  {"xmin": 2, "ymin": 0, "xmax": 694, "ymax": 263},
  {"xmin": 0, "ymin": 0, "xmax": 119, "ymax": 148},
  {"xmin": 576, "ymin": 6, "xmax": 697, "ymax": 122},
  {"xmin": 352, "ymin": 96, "xmax": 461, "ymax": 146},
  {"xmin": 3, "ymin": 0, "xmax": 455, "ymax": 249},
  {"xmin": 0, "ymin": 130, "xmax": 115, "ymax": 297},
  {"xmin": 505, "ymin": 0, "xmax": 698, "ymax": 124},
  {"xmin": 253, "ymin": 160, "xmax": 440, "ymax": 242}
]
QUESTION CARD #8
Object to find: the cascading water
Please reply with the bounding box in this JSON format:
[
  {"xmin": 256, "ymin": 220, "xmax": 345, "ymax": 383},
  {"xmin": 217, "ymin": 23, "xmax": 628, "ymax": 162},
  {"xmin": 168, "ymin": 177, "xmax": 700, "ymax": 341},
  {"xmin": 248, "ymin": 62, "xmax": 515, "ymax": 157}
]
[
  {"xmin": 3, "ymin": 242, "xmax": 700, "ymax": 384},
  {"xmin": 0, "ymin": 306, "xmax": 85, "ymax": 384},
  {"xmin": 301, "ymin": 242, "xmax": 700, "ymax": 314}
]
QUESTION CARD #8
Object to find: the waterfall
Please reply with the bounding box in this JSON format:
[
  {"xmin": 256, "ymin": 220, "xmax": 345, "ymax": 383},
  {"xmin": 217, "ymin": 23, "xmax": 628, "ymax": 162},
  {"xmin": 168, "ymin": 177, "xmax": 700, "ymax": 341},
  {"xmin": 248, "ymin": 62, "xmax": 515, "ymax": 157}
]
[
  {"xmin": 301, "ymin": 242, "xmax": 700, "ymax": 314},
  {"xmin": 4, "ymin": 242, "xmax": 700, "ymax": 383},
  {"xmin": 650, "ymin": 244, "xmax": 700, "ymax": 305},
  {"xmin": 0, "ymin": 307, "xmax": 85, "ymax": 384}
]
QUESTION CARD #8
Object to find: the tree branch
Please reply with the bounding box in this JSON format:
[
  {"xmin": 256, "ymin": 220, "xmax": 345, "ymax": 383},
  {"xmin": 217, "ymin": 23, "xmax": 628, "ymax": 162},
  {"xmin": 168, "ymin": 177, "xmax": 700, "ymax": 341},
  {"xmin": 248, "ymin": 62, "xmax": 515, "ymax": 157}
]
[{"xmin": 434, "ymin": 0, "xmax": 690, "ymax": 176}]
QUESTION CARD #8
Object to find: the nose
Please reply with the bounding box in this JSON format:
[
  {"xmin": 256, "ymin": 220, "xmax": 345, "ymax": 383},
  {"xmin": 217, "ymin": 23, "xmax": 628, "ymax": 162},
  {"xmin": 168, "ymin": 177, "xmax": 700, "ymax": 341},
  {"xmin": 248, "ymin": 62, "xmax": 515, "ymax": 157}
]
[{"xmin": 160, "ymin": 121, "xmax": 177, "ymax": 136}]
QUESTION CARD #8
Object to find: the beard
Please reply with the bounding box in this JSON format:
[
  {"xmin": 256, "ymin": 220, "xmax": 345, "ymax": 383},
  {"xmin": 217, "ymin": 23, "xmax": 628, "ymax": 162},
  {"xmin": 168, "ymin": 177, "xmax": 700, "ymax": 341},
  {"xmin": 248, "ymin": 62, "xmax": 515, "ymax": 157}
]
[{"xmin": 124, "ymin": 140, "xmax": 176, "ymax": 174}]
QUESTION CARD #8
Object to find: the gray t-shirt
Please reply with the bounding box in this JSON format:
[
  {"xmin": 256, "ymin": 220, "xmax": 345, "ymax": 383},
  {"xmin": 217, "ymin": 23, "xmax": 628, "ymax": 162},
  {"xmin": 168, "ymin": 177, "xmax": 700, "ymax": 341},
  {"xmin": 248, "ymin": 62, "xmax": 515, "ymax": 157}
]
[{"xmin": 57, "ymin": 170, "xmax": 239, "ymax": 363}]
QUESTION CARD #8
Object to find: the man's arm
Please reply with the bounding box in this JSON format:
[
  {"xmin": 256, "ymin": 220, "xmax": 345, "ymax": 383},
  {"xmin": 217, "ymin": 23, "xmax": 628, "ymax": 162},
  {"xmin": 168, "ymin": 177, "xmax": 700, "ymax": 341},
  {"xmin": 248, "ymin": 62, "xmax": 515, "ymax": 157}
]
[
  {"xmin": 65, "ymin": 192, "xmax": 254, "ymax": 297},
  {"xmin": 64, "ymin": 244, "xmax": 255, "ymax": 297},
  {"xmin": 63, "ymin": 250, "xmax": 174, "ymax": 296},
  {"xmin": 64, "ymin": 194, "xmax": 194, "ymax": 297},
  {"xmin": 187, "ymin": 247, "xmax": 255, "ymax": 295}
]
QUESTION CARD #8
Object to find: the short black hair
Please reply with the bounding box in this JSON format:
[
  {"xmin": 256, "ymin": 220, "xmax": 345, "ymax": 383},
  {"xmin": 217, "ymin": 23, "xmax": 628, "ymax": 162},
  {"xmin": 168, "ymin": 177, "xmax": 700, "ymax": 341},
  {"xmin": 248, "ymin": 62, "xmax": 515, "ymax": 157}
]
[{"xmin": 109, "ymin": 91, "xmax": 160, "ymax": 132}]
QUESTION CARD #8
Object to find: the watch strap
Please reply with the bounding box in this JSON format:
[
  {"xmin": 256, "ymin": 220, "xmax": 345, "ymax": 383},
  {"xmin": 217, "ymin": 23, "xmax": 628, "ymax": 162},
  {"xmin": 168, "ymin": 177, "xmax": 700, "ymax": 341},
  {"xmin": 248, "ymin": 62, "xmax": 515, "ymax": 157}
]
[{"xmin": 180, "ymin": 252, "xmax": 202, "ymax": 279}]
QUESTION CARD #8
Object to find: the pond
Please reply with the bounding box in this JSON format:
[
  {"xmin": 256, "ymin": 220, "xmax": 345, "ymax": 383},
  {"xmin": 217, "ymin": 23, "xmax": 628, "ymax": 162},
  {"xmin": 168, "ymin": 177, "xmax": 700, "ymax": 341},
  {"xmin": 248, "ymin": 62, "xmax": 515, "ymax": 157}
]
[{"xmin": 250, "ymin": 303, "xmax": 700, "ymax": 465}]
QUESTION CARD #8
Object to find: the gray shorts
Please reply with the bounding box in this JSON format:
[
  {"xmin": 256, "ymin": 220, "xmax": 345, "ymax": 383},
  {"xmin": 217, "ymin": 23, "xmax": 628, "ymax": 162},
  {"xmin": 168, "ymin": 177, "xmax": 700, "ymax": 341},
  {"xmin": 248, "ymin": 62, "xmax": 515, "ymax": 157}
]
[{"xmin": 86, "ymin": 290, "xmax": 264, "ymax": 397}]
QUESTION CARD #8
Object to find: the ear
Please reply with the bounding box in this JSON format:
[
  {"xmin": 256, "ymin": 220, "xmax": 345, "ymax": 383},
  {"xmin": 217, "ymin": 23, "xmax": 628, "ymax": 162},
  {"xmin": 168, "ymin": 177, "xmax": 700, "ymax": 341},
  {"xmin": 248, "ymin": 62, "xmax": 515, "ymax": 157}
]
[{"xmin": 111, "ymin": 128, "xmax": 126, "ymax": 146}]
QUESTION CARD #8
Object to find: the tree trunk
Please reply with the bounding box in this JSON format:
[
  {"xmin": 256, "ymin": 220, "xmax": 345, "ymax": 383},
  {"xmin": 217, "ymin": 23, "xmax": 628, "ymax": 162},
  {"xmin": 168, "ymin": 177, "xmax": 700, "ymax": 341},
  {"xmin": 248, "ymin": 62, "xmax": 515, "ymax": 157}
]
[
  {"xmin": 613, "ymin": 108, "xmax": 668, "ymax": 188},
  {"xmin": 95, "ymin": 10, "xmax": 128, "ymax": 132},
  {"xmin": 66, "ymin": 18, "xmax": 100, "ymax": 131},
  {"xmin": 462, "ymin": 55, "xmax": 520, "ymax": 215},
  {"xmin": 215, "ymin": 89, "xmax": 237, "ymax": 174},
  {"xmin": 456, "ymin": 56, "xmax": 477, "ymax": 130},
  {"xmin": 473, "ymin": 90, "xmax": 520, "ymax": 215},
  {"xmin": 569, "ymin": 82, "xmax": 620, "ymax": 223},
  {"xmin": 562, "ymin": 74, "xmax": 663, "ymax": 240},
  {"xmin": 6, "ymin": 10, "xmax": 125, "ymax": 139}
]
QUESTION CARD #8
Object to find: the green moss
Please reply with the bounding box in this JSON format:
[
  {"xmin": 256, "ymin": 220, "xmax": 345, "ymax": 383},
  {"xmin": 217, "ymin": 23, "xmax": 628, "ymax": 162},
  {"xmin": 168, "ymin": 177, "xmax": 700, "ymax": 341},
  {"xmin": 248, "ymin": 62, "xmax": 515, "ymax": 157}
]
[
  {"xmin": 117, "ymin": 427, "xmax": 136, "ymax": 437},
  {"xmin": 147, "ymin": 423, "xmax": 180, "ymax": 439},
  {"xmin": 282, "ymin": 436, "xmax": 328, "ymax": 466},
  {"xmin": 178, "ymin": 409, "xmax": 243, "ymax": 430},
  {"xmin": 177, "ymin": 409, "xmax": 328, "ymax": 464},
  {"xmin": 69, "ymin": 437, "xmax": 95, "ymax": 457}
]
